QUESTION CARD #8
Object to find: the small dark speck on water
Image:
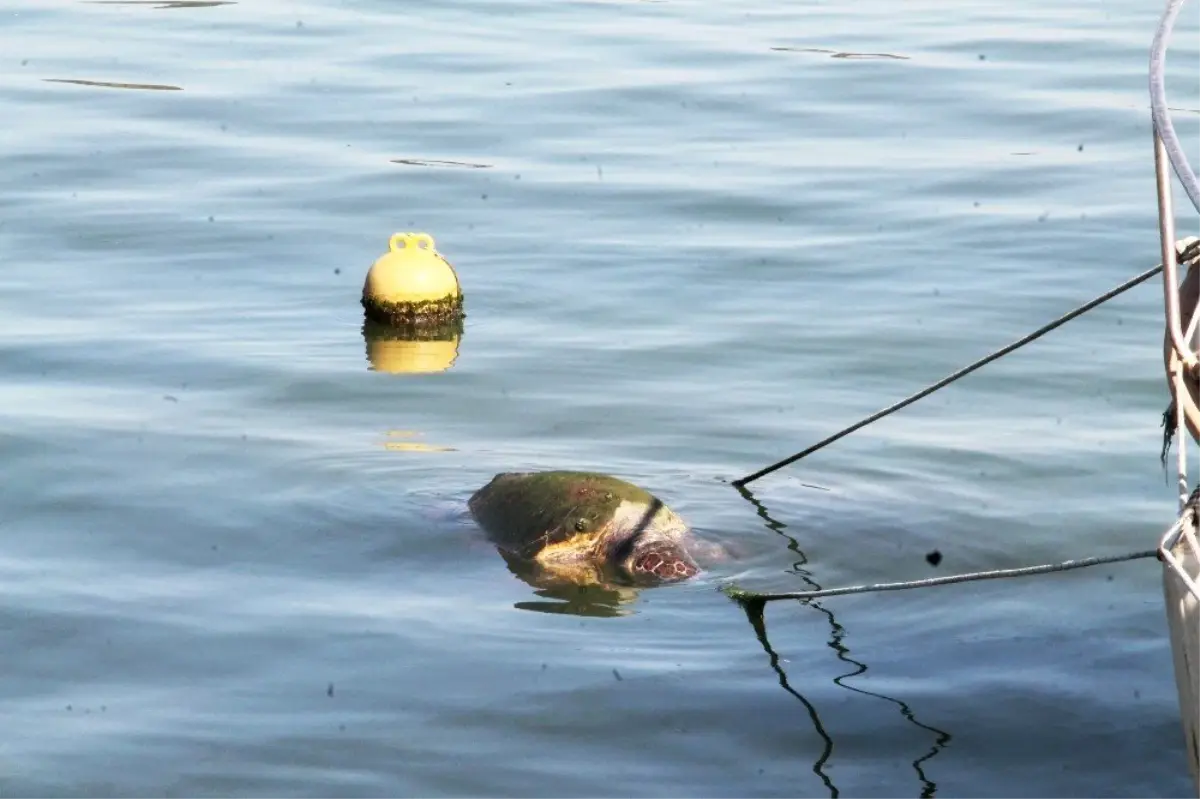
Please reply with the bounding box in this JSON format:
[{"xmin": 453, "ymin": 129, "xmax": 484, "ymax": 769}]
[
  {"xmin": 334, "ymin": 268, "xmax": 341, "ymax": 275},
  {"xmin": 207, "ymin": 216, "xmax": 214, "ymax": 222},
  {"xmin": 163, "ymin": 395, "xmax": 179, "ymax": 403},
  {"xmin": 926, "ymin": 550, "xmax": 943, "ymax": 567},
  {"xmin": 327, "ymin": 682, "xmax": 335, "ymax": 697},
  {"xmin": 612, "ymin": 668, "xmax": 623, "ymax": 681},
  {"xmin": 1078, "ymin": 144, "xmax": 1084, "ymax": 151},
  {"xmin": 66, "ymin": 705, "xmax": 72, "ymax": 712},
  {"xmin": 1134, "ymin": 689, "xmax": 1141, "ymax": 699},
  {"xmin": 1107, "ymin": 574, "xmax": 1114, "ymax": 581},
  {"xmin": 541, "ymin": 663, "xmax": 547, "ymax": 670},
  {"xmin": 978, "ymin": 54, "xmax": 986, "ymax": 60}
]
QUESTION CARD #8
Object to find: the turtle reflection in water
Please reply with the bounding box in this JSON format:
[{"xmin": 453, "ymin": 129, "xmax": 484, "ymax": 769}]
[{"xmin": 469, "ymin": 471, "xmax": 727, "ymax": 598}]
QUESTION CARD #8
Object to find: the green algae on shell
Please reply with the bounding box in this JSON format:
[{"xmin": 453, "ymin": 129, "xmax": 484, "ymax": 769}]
[{"xmin": 468, "ymin": 470, "xmax": 701, "ymax": 584}]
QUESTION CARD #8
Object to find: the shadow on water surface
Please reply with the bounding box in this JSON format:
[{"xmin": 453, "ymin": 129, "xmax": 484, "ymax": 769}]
[{"xmin": 734, "ymin": 485, "xmax": 953, "ymax": 798}]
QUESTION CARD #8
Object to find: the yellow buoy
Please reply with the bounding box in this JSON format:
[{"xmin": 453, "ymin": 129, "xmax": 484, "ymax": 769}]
[{"xmin": 361, "ymin": 232, "xmax": 464, "ymax": 329}]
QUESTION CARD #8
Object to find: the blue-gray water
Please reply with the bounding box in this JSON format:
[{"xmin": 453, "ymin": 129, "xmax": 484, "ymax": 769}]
[{"xmin": 2, "ymin": 0, "xmax": 1199, "ymax": 796}]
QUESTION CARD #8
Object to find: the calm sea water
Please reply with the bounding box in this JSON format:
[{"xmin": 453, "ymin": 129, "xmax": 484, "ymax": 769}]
[{"xmin": 2, "ymin": 0, "xmax": 1199, "ymax": 795}]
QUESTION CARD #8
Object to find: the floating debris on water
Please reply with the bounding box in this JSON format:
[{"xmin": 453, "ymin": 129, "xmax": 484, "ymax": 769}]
[
  {"xmin": 84, "ymin": 1, "xmax": 235, "ymax": 7},
  {"xmin": 390, "ymin": 158, "xmax": 492, "ymax": 169},
  {"xmin": 771, "ymin": 47, "xmax": 910, "ymax": 61},
  {"xmin": 44, "ymin": 78, "xmax": 182, "ymax": 91}
]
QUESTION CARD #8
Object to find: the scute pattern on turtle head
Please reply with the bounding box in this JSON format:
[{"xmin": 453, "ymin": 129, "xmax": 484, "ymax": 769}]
[{"xmin": 630, "ymin": 546, "xmax": 699, "ymax": 582}]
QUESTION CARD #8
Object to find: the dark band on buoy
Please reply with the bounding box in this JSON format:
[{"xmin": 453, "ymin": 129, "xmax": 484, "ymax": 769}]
[{"xmin": 361, "ymin": 293, "xmax": 465, "ymax": 330}]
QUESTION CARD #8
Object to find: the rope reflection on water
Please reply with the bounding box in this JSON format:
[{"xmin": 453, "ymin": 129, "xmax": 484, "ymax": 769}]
[{"xmin": 735, "ymin": 485, "xmax": 953, "ymax": 798}]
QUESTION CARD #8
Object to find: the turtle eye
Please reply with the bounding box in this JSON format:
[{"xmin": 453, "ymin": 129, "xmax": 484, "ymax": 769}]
[{"xmin": 574, "ymin": 518, "xmax": 588, "ymax": 532}]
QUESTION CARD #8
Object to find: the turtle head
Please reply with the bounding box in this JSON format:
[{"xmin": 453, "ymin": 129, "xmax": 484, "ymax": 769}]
[
  {"xmin": 626, "ymin": 540, "xmax": 700, "ymax": 582},
  {"xmin": 603, "ymin": 499, "xmax": 700, "ymax": 584}
]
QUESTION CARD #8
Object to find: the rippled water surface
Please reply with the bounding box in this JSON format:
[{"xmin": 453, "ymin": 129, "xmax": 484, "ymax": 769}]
[{"xmin": 2, "ymin": 0, "xmax": 1199, "ymax": 795}]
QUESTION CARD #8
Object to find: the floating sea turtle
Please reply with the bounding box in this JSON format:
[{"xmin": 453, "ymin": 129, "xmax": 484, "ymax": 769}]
[{"xmin": 468, "ymin": 470, "xmax": 726, "ymax": 590}]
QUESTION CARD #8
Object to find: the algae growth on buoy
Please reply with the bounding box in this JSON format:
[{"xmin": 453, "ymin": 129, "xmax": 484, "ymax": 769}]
[{"xmin": 361, "ymin": 232, "xmax": 464, "ymax": 330}]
